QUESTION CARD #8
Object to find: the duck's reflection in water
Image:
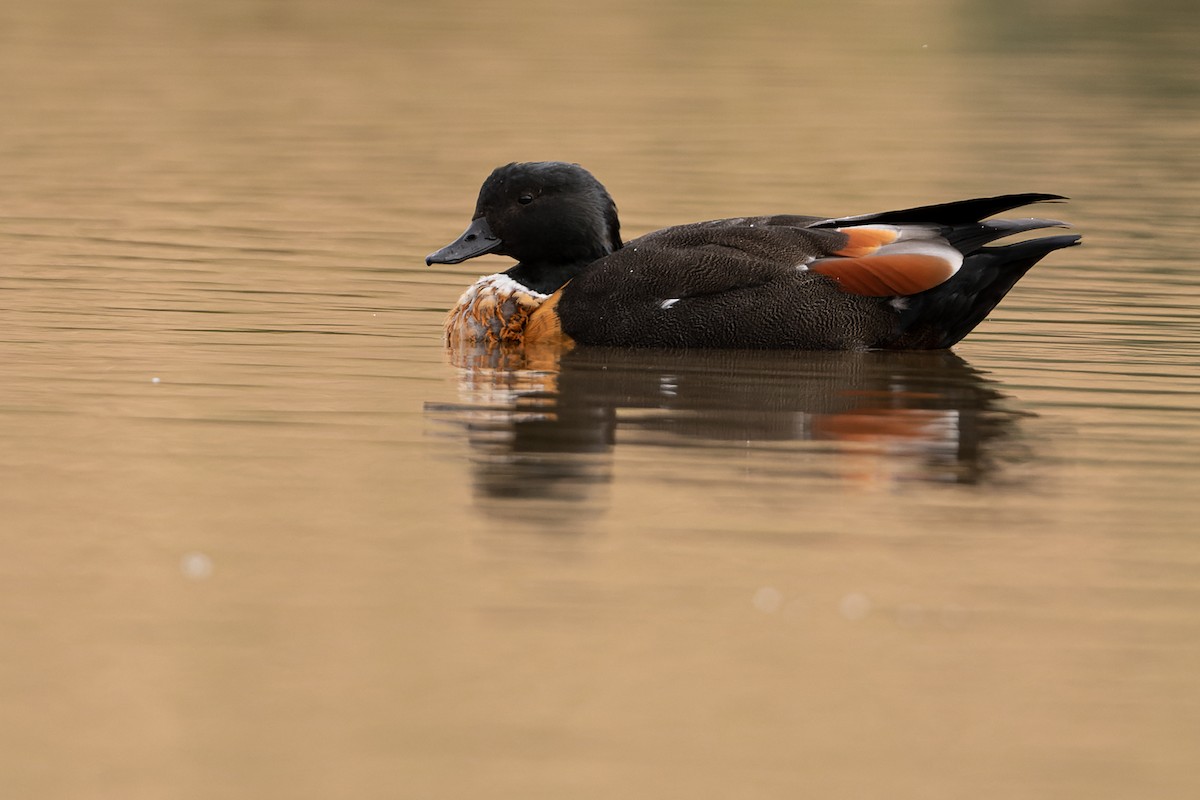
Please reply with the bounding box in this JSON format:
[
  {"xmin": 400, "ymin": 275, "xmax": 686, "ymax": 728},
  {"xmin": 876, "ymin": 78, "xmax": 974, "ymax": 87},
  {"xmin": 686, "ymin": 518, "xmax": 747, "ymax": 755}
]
[{"xmin": 427, "ymin": 344, "xmax": 1032, "ymax": 503}]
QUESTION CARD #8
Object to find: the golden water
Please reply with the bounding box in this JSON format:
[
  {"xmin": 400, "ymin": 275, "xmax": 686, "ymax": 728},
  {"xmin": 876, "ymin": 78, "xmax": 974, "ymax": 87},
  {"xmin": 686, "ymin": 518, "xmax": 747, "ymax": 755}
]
[{"xmin": 2, "ymin": 1, "xmax": 1199, "ymax": 798}]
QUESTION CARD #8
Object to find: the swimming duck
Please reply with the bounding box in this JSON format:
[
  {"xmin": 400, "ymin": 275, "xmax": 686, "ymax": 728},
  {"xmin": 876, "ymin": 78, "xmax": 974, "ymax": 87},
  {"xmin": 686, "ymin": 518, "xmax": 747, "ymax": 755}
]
[{"xmin": 427, "ymin": 162, "xmax": 1079, "ymax": 350}]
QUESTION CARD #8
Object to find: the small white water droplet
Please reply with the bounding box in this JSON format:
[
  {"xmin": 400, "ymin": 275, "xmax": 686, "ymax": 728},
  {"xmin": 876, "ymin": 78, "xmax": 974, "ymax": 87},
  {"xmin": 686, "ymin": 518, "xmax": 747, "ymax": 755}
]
[
  {"xmin": 181, "ymin": 552, "xmax": 213, "ymax": 580},
  {"xmin": 839, "ymin": 592, "xmax": 871, "ymax": 621},
  {"xmin": 753, "ymin": 587, "xmax": 783, "ymax": 613}
]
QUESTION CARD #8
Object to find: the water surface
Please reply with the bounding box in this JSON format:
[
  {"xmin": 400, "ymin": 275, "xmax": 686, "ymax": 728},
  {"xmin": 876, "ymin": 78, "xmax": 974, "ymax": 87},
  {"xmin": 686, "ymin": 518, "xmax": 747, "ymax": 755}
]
[{"xmin": 2, "ymin": 1, "xmax": 1199, "ymax": 798}]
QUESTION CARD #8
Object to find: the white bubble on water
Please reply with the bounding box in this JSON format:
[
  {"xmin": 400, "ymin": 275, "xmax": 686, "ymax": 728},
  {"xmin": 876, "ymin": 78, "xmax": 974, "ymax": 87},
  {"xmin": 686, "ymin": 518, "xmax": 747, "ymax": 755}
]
[
  {"xmin": 753, "ymin": 586, "xmax": 783, "ymax": 613},
  {"xmin": 839, "ymin": 592, "xmax": 871, "ymax": 621},
  {"xmin": 181, "ymin": 552, "xmax": 213, "ymax": 580}
]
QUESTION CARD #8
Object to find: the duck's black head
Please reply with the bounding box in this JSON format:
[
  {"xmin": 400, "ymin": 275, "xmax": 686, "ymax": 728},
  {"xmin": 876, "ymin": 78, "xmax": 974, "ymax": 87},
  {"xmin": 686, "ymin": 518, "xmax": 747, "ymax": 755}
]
[{"xmin": 426, "ymin": 161, "xmax": 622, "ymax": 295}]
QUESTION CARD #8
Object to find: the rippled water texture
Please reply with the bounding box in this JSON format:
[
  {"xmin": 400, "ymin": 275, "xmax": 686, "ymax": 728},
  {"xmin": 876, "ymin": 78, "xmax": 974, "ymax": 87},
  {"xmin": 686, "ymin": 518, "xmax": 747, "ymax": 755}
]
[{"xmin": 2, "ymin": 1, "xmax": 1199, "ymax": 798}]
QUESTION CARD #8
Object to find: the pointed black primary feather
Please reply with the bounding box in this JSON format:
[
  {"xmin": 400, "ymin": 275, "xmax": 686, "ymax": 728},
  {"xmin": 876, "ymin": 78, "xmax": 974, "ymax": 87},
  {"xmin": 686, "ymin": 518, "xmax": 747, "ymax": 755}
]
[{"xmin": 816, "ymin": 193, "xmax": 1067, "ymax": 227}]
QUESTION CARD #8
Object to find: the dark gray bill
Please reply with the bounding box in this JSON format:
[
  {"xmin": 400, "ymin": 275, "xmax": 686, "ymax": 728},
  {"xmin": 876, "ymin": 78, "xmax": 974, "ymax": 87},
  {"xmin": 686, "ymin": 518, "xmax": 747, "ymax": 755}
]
[{"xmin": 425, "ymin": 217, "xmax": 501, "ymax": 265}]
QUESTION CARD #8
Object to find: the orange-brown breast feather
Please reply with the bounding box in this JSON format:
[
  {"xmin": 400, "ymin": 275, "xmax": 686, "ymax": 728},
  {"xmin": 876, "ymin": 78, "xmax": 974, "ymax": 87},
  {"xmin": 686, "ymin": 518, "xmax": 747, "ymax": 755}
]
[
  {"xmin": 444, "ymin": 274, "xmax": 549, "ymax": 346},
  {"xmin": 810, "ymin": 253, "xmax": 957, "ymax": 297},
  {"xmin": 525, "ymin": 289, "xmax": 575, "ymax": 348}
]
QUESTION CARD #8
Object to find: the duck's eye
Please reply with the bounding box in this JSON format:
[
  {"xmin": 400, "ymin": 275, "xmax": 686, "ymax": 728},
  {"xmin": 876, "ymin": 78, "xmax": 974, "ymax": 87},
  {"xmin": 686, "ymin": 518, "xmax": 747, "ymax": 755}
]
[{"xmin": 518, "ymin": 194, "xmax": 534, "ymax": 205}]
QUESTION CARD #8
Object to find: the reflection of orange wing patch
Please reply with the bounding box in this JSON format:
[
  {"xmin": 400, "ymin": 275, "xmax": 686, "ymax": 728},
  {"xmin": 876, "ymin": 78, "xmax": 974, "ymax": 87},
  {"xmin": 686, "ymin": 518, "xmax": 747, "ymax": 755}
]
[
  {"xmin": 811, "ymin": 253, "xmax": 958, "ymax": 297},
  {"xmin": 812, "ymin": 409, "xmax": 955, "ymax": 443},
  {"xmin": 832, "ymin": 226, "xmax": 900, "ymax": 257}
]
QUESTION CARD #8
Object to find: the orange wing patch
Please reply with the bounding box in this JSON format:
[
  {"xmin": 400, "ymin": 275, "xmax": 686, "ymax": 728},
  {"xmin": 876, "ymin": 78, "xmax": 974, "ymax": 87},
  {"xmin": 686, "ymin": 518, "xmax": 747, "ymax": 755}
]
[
  {"xmin": 832, "ymin": 225, "xmax": 900, "ymax": 257},
  {"xmin": 810, "ymin": 251, "xmax": 960, "ymax": 297}
]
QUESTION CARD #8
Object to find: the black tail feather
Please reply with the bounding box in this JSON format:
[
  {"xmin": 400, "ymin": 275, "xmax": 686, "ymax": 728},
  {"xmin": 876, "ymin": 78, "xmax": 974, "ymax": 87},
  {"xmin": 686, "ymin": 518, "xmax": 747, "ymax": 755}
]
[
  {"xmin": 945, "ymin": 217, "xmax": 1071, "ymax": 253},
  {"xmin": 895, "ymin": 233, "xmax": 1082, "ymax": 349}
]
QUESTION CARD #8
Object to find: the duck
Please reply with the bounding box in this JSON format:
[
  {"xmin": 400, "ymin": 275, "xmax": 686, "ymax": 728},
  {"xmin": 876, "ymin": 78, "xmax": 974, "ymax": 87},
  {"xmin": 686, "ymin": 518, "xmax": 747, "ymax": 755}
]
[{"xmin": 426, "ymin": 161, "xmax": 1079, "ymax": 350}]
